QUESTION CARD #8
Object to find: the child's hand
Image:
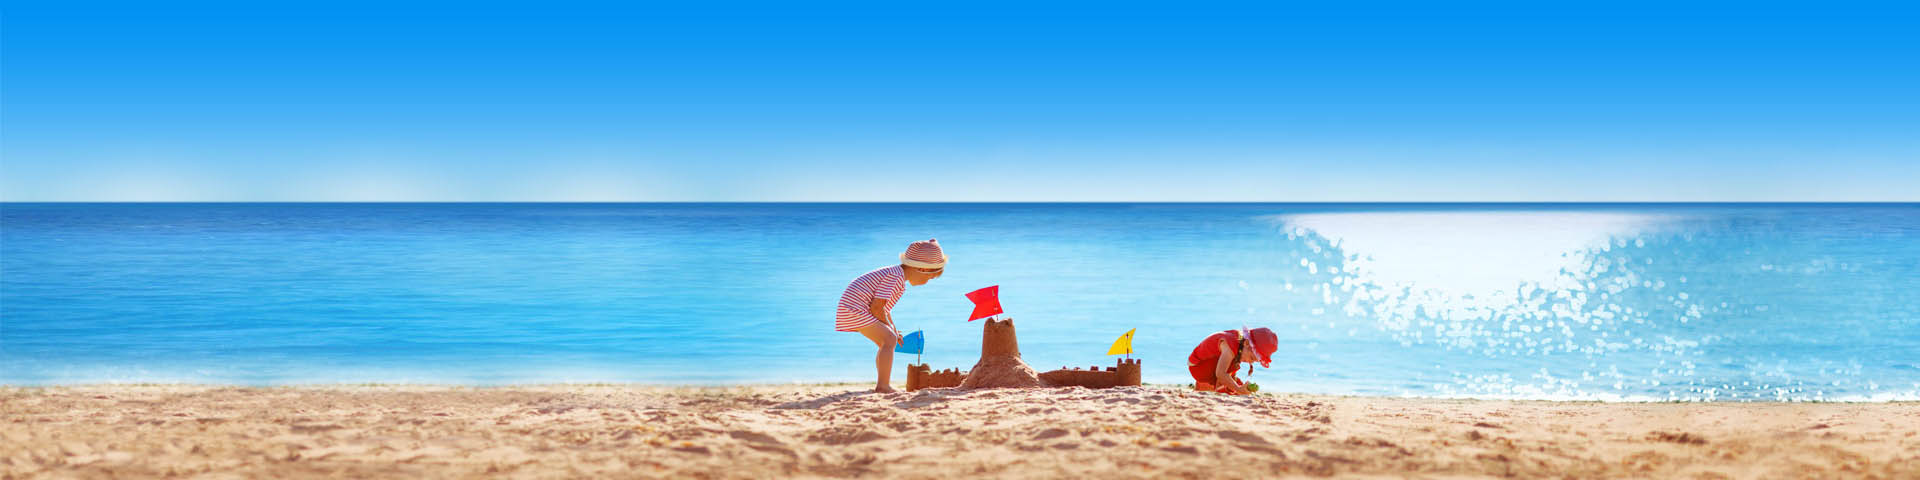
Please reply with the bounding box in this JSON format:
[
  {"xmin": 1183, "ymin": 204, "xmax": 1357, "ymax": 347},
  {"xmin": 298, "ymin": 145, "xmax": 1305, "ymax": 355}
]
[{"xmin": 1224, "ymin": 375, "xmax": 1250, "ymax": 395}]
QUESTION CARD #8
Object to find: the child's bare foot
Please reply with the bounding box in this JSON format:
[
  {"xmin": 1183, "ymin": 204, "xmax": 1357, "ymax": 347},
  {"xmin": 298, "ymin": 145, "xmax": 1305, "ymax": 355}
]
[{"xmin": 873, "ymin": 385, "xmax": 897, "ymax": 394}]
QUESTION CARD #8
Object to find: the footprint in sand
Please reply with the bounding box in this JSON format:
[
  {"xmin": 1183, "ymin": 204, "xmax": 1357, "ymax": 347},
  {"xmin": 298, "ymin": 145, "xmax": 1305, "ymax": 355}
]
[
  {"xmin": 728, "ymin": 429, "xmax": 801, "ymax": 456},
  {"xmin": 808, "ymin": 425, "xmax": 891, "ymax": 445},
  {"xmin": 727, "ymin": 430, "xmax": 782, "ymax": 445},
  {"xmin": 1646, "ymin": 431, "xmax": 1708, "ymax": 445},
  {"xmin": 1161, "ymin": 445, "xmax": 1200, "ymax": 455},
  {"xmin": 1215, "ymin": 431, "xmax": 1270, "ymax": 445}
]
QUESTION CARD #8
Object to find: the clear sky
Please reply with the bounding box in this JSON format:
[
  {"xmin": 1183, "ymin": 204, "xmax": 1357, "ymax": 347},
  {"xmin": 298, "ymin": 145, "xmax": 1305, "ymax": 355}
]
[{"xmin": 2, "ymin": 1, "xmax": 1915, "ymax": 202}]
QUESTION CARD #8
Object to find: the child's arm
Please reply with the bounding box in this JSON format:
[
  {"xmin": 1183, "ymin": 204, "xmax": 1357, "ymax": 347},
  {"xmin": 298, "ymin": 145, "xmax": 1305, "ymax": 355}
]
[
  {"xmin": 868, "ymin": 298, "xmax": 903, "ymax": 342},
  {"xmin": 1214, "ymin": 340, "xmax": 1251, "ymax": 394}
]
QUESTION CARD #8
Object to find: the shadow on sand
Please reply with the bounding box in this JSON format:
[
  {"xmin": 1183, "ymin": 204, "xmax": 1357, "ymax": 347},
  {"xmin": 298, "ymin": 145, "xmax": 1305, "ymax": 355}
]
[
  {"xmin": 769, "ymin": 388, "xmax": 980, "ymax": 410},
  {"xmin": 770, "ymin": 390, "xmax": 870, "ymax": 410}
]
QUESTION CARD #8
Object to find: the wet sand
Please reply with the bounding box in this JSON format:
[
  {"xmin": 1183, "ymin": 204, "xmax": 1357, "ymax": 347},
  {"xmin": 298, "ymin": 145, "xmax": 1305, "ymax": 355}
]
[{"xmin": 4, "ymin": 384, "xmax": 1916, "ymax": 479}]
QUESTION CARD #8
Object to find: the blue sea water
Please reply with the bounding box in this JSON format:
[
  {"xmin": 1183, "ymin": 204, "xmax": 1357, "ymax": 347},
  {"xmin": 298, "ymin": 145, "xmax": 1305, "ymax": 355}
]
[{"xmin": 2, "ymin": 203, "xmax": 1916, "ymax": 401}]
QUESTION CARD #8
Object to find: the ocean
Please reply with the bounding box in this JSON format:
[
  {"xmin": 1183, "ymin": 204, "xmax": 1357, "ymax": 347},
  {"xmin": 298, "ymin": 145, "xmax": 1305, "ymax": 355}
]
[{"xmin": 2, "ymin": 203, "xmax": 1916, "ymax": 401}]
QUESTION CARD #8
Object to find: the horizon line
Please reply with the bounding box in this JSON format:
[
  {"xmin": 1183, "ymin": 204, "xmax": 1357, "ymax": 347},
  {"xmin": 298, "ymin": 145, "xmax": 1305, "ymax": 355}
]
[{"xmin": 4, "ymin": 201, "xmax": 1916, "ymax": 205}]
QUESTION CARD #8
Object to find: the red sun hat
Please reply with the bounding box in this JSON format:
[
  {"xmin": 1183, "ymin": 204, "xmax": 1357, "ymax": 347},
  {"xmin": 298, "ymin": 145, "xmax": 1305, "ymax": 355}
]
[
  {"xmin": 901, "ymin": 238, "xmax": 948, "ymax": 269},
  {"xmin": 1248, "ymin": 327, "xmax": 1278, "ymax": 367}
]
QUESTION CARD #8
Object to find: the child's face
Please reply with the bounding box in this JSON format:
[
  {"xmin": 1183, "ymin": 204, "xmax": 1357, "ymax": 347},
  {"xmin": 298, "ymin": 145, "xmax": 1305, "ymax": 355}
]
[{"xmin": 905, "ymin": 266, "xmax": 943, "ymax": 285}]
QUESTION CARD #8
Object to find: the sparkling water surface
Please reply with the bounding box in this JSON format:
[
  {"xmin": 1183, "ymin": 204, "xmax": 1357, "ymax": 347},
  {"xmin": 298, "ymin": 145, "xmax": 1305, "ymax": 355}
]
[{"xmin": 3, "ymin": 203, "xmax": 1916, "ymax": 401}]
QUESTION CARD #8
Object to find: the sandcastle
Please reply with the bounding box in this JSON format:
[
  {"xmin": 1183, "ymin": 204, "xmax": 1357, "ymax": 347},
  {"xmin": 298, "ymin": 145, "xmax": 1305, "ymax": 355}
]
[
  {"xmin": 905, "ymin": 317, "xmax": 1142, "ymax": 391},
  {"xmin": 1036, "ymin": 359, "xmax": 1143, "ymax": 389}
]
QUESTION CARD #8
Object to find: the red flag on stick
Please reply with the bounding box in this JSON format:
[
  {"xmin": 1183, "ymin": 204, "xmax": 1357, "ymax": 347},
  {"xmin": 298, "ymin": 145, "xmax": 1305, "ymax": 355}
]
[{"xmin": 965, "ymin": 285, "xmax": 1003, "ymax": 321}]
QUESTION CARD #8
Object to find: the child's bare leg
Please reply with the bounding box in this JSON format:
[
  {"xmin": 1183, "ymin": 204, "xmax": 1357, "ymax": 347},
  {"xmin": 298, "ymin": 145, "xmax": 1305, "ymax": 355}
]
[{"xmin": 856, "ymin": 324, "xmax": 900, "ymax": 393}]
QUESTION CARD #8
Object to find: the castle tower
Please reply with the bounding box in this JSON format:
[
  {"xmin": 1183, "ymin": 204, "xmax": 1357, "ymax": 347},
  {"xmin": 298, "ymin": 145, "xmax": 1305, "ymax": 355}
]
[
  {"xmin": 1116, "ymin": 358, "xmax": 1142, "ymax": 387},
  {"xmin": 959, "ymin": 317, "xmax": 1043, "ymax": 389},
  {"xmin": 979, "ymin": 315, "xmax": 1021, "ymax": 357},
  {"xmin": 906, "ymin": 363, "xmax": 930, "ymax": 391}
]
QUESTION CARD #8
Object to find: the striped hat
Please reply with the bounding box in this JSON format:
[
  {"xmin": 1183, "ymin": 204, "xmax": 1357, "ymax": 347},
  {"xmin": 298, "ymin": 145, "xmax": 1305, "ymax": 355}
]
[{"xmin": 900, "ymin": 238, "xmax": 948, "ymax": 269}]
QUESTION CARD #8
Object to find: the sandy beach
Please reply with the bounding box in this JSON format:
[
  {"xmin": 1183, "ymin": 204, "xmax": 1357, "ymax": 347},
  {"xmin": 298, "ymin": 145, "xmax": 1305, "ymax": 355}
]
[{"xmin": 4, "ymin": 384, "xmax": 1916, "ymax": 479}]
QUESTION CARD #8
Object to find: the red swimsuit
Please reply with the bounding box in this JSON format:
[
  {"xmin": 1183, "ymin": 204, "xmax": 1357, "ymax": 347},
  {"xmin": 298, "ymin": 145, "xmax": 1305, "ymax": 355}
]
[{"xmin": 1186, "ymin": 330, "xmax": 1245, "ymax": 384}]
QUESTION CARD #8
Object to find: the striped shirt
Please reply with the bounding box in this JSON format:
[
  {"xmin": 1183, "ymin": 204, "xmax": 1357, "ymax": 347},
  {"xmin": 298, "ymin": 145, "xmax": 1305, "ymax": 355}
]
[{"xmin": 835, "ymin": 265, "xmax": 906, "ymax": 331}]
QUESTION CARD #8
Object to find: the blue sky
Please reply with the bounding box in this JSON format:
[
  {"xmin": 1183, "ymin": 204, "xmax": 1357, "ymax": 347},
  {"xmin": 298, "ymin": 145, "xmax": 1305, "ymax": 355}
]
[{"xmin": 3, "ymin": 1, "xmax": 1915, "ymax": 201}]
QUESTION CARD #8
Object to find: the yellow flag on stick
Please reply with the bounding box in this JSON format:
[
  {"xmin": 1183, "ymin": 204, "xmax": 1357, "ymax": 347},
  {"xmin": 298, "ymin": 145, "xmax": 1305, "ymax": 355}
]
[{"xmin": 1106, "ymin": 328, "xmax": 1136, "ymax": 356}]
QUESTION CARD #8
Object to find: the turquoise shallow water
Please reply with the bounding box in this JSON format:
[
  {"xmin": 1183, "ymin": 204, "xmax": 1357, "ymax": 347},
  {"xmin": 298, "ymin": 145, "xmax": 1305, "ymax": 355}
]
[{"xmin": 2, "ymin": 203, "xmax": 1916, "ymax": 401}]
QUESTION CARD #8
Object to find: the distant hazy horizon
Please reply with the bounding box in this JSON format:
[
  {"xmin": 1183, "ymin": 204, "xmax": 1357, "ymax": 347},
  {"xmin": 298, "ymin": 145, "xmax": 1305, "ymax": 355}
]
[{"xmin": 3, "ymin": 201, "xmax": 1918, "ymax": 205}]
